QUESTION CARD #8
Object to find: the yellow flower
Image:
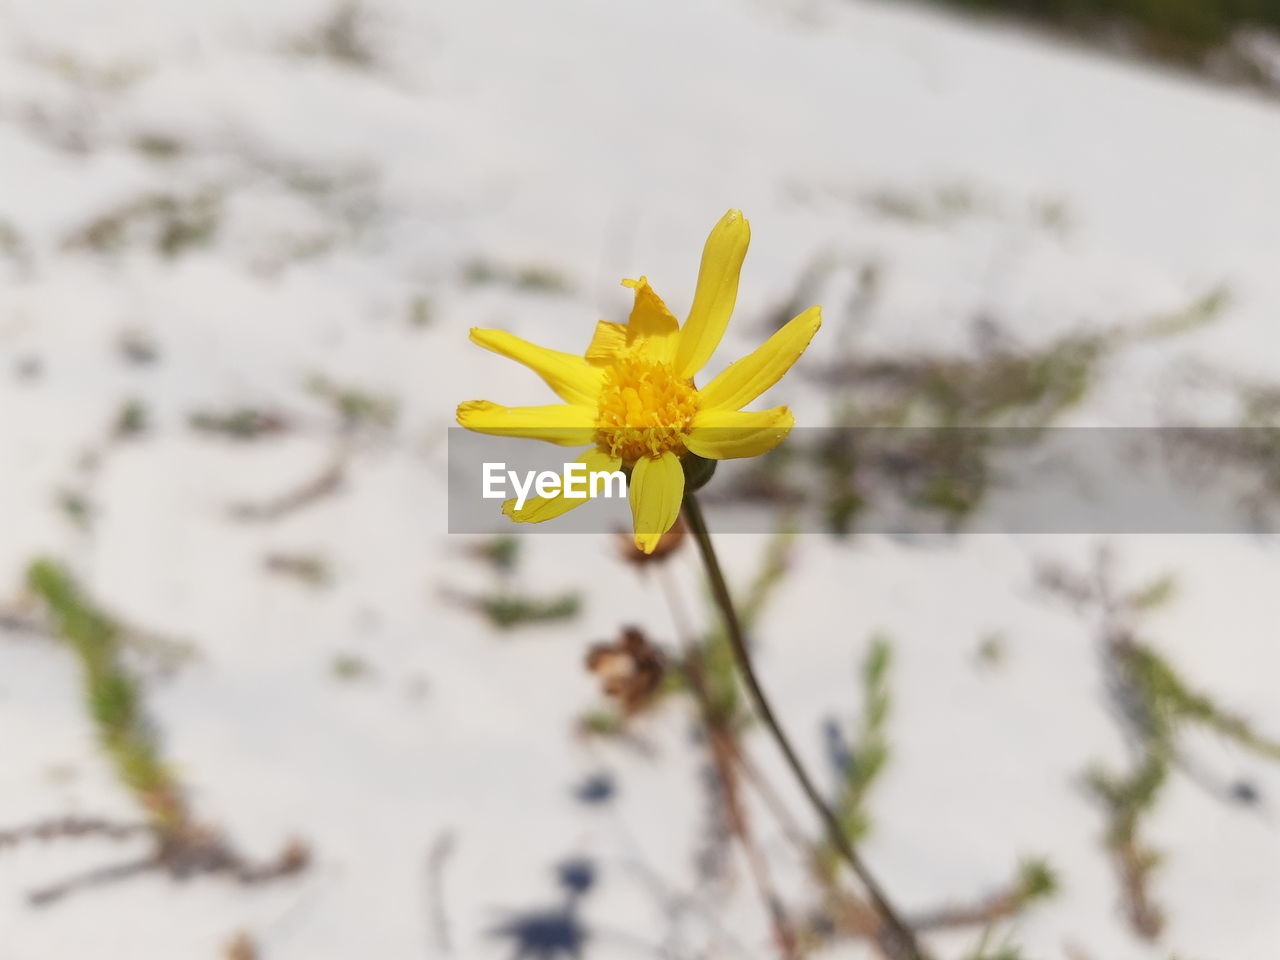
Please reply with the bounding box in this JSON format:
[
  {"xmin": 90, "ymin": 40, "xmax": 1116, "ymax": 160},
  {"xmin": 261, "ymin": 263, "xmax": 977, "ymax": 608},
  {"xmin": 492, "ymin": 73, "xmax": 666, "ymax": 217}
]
[{"xmin": 457, "ymin": 210, "xmax": 821, "ymax": 553}]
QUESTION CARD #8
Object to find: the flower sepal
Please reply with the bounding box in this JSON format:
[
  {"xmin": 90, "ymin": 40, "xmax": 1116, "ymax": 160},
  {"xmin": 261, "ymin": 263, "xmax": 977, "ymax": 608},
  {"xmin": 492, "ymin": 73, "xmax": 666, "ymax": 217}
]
[{"xmin": 681, "ymin": 453, "xmax": 718, "ymax": 495}]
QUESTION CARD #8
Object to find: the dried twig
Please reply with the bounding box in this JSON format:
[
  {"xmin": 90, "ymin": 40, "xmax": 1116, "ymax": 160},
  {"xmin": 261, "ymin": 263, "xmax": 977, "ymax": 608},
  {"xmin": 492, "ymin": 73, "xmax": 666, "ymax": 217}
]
[
  {"xmin": 426, "ymin": 831, "xmax": 456, "ymax": 956},
  {"xmin": 0, "ymin": 816, "xmax": 150, "ymax": 849},
  {"xmin": 229, "ymin": 453, "xmax": 346, "ymax": 522}
]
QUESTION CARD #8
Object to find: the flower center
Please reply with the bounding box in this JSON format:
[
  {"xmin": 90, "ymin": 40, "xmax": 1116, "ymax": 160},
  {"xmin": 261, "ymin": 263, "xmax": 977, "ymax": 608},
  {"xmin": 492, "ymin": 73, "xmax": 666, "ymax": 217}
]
[{"xmin": 595, "ymin": 358, "xmax": 699, "ymax": 462}]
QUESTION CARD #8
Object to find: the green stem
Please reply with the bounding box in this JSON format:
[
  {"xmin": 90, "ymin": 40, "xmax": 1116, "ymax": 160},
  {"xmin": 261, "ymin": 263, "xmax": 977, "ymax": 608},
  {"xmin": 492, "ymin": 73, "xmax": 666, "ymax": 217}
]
[{"xmin": 682, "ymin": 494, "xmax": 929, "ymax": 960}]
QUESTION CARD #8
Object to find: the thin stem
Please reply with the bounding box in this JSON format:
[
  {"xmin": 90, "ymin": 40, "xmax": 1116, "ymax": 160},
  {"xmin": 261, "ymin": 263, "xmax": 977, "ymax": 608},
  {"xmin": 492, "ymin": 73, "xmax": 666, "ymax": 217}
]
[
  {"xmin": 682, "ymin": 493, "xmax": 930, "ymax": 960},
  {"xmin": 656, "ymin": 564, "xmax": 811, "ymax": 850}
]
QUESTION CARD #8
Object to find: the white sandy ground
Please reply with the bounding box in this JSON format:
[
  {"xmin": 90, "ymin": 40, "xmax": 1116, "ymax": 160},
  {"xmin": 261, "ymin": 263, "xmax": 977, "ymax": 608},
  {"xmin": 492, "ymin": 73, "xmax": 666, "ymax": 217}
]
[{"xmin": 3, "ymin": 0, "xmax": 1280, "ymax": 957}]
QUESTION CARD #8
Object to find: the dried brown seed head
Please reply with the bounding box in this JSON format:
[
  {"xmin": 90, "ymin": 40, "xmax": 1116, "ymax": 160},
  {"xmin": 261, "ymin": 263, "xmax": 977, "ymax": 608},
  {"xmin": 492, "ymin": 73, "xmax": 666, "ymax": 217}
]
[{"xmin": 585, "ymin": 626, "xmax": 666, "ymax": 714}]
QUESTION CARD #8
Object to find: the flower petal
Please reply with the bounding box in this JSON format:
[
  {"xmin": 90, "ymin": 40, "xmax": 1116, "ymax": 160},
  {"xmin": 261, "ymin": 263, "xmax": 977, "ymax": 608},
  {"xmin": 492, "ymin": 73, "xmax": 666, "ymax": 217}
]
[
  {"xmin": 503, "ymin": 448, "xmax": 622, "ymax": 523},
  {"xmin": 470, "ymin": 329, "xmax": 604, "ymax": 405},
  {"xmin": 456, "ymin": 400, "xmax": 597, "ymax": 446},
  {"xmin": 621, "ymin": 276, "xmax": 679, "ymax": 363},
  {"xmin": 686, "ymin": 406, "xmax": 795, "ymax": 460},
  {"xmin": 629, "ymin": 450, "xmax": 685, "ymax": 554},
  {"xmin": 675, "ymin": 210, "xmax": 750, "ymax": 380},
  {"xmin": 584, "ymin": 321, "xmax": 628, "ymax": 365},
  {"xmin": 584, "ymin": 279, "xmax": 681, "ymax": 366},
  {"xmin": 698, "ymin": 306, "xmax": 822, "ymax": 411}
]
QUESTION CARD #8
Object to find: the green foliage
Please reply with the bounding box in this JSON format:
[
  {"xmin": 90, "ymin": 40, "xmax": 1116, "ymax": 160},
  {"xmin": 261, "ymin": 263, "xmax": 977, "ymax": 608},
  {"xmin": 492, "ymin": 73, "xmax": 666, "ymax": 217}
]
[
  {"xmin": 331, "ymin": 653, "xmax": 371, "ymax": 681},
  {"xmin": 1013, "ymin": 857, "xmax": 1060, "ymax": 905},
  {"xmin": 114, "ymin": 398, "xmax": 150, "ymax": 439},
  {"xmin": 960, "ymin": 921, "xmax": 1030, "ymax": 960},
  {"xmin": 727, "ymin": 285, "xmax": 1227, "ymax": 535},
  {"xmin": 1165, "ymin": 374, "xmax": 1280, "ymax": 520},
  {"xmin": 454, "ymin": 536, "xmax": 581, "ymax": 631},
  {"xmin": 472, "ymin": 592, "xmax": 582, "ymax": 630},
  {"xmin": 924, "ymin": 0, "xmax": 1280, "ymax": 65},
  {"xmin": 306, "ymin": 374, "xmax": 397, "ymax": 431},
  {"xmin": 578, "ymin": 708, "xmax": 626, "ymax": 737},
  {"xmin": 66, "ymin": 189, "xmax": 221, "ymax": 258},
  {"xmin": 1044, "ymin": 554, "xmax": 1280, "ymax": 940},
  {"xmin": 961, "ymin": 949, "xmax": 1026, "ymax": 960},
  {"xmin": 845, "ymin": 636, "xmax": 893, "ymax": 832},
  {"xmin": 818, "ymin": 635, "xmax": 895, "ymax": 877},
  {"xmin": 1124, "ymin": 643, "xmax": 1280, "ymax": 760},
  {"xmin": 27, "ymin": 559, "xmax": 187, "ymax": 831},
  {"xmin": 1127, "ymin": 573, "xmax": 1178, "ymax": 611},
  {"xmin": 56, "ymin": 489, "xmax": 94, "ymax": 530},
  {"xmin": 472, "ymin": 536, "xmax": 521, "ymax": 576},
  {"xmin": 975, "ymin": 631, "xmax": 1008, "ymax": 668},
  {"xmin": 462, "ymin": 258, "xmax": 572, "ymax": 293},
  {"xmin": 1133, "ymin": 286, "xmax": 1231, "ymax": 340},
  {"xmin": 265, "ymin": 552, "xmax": 332, "ymax": 587},
  {"xmin": 868, "ymin": 328, "xmax": 1105, "ymax": 430},
  {"xmin": 188, "ymin": 407, "xmax": 289, "ymax": 440},
  {"xmin": 739, "ymin": 525, "xmax": 797, "ymax": 630},
  {"xmin": 290, "ymin": 2, "xmax": 379, "ymax": 70}
]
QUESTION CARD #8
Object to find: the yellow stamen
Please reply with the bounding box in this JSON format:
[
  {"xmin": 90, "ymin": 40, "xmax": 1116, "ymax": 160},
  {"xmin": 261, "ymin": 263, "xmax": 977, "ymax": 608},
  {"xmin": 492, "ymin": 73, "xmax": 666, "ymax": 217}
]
[{"xmin": 595, "ymin": 358, "xmax": 699, "ymax": 462}]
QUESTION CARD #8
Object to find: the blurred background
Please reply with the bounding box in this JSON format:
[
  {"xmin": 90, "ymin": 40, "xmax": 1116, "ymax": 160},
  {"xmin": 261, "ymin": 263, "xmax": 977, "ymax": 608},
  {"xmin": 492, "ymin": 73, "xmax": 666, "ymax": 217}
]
[{"xmin": 4, "ymin": 0, "xmax": 1280, "ymax": 957}]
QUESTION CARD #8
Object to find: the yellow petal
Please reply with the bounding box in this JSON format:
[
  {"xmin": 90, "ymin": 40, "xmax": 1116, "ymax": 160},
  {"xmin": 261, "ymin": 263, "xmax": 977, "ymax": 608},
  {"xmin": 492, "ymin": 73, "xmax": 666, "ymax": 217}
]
[
  {"xmin": 470, "ymin": 329, "xmax": 604, "ymax": 405},
  {"xmin": 620, "ymin": 276, "xmax": 679, "ymax": 363},
  {"xmin": 629, "ymin": 450, "xmax": 685, "ymax": 554},
  {"xmin": 456, "ymin": 400, "xmax": 596, "ymax": 446},
  {"xmin": 686, "ymin": 406, "xmax": 794, "ymax": 460},
  {"xmin": 584, "ymin": 320, "xmax": 628, "ymax": 365},
  {"xmin": 675, "ymin": 210, "xmax": 750, "ymax": 380},
  {"xmin": 699, "ymin": 306, "xmax": 822, "ymax": 412},
  {"xmin": 502, "ymin": 448, "xmax": 622, "ymax": 523},
  {"xmin": 584, "ymin": 279, "xmax": 680, "ymax": 366}
]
